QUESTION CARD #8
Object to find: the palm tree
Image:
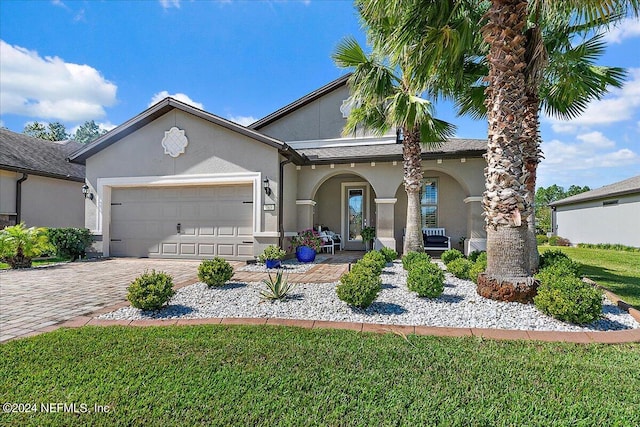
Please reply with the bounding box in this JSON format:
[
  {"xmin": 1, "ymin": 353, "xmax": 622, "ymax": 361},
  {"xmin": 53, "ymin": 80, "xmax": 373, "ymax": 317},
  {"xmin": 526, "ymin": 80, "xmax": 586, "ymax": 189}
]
[
  {"xmin": 0, "ymin": 223, "xmax": 52, "ymax": 269},
  {"xmin": 332, "ymin": 37, "xmax": 456, "ymax": 254},
  {"xmin": 358, "ymin": 0, "xmax": 639, "ymax": 302}
]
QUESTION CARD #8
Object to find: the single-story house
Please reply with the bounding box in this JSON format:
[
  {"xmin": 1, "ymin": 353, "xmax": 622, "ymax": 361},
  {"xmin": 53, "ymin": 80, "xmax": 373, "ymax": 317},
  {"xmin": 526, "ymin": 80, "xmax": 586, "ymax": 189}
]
[
  {"xmin": 550, "ymin": 175, "xmax": 640, "ymax": 248},
  {"xmin": 69, "ymin": 75, "xmax": 488, "ymax": 260},
  {"xmin": 0, "ymin": 129, "xmax": 85, "ymax": 229}
]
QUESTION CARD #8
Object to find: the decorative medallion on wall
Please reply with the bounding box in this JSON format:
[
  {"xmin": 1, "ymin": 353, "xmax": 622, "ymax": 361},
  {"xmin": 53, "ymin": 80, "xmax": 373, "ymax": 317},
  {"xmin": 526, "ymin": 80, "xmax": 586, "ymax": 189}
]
[
  {"xmin": 340, "ymin": 99, "xmax": 354, "ymax": 118},
  {"xmin": 161, "ymin": 127, "xmax": 189, "ymax": 158}
]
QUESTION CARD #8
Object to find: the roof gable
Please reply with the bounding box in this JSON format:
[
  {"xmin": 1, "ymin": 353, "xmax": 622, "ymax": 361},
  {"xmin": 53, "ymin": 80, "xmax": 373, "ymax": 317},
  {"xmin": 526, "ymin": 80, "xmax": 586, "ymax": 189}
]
[
  {"xmin": 0, "ymin": 129, "xmax": 85, "ymax": 181},
  {"xmin": 68, "ymin": 97, "xmax": 304, "ymax": 164}
]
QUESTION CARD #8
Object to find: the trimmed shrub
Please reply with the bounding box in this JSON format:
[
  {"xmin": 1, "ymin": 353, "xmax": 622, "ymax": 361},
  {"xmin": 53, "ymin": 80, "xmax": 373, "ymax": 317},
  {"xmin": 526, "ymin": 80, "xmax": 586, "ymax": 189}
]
[
  {"xmin": 402, "ymin": 251, "xmax": 431, "ymax": 271},
  {"xmin": 351, "ymin": 258, "xmax": 384, "ymax": 276},
  {"xmin": 536, "ymin": 258, "xmax": 581, "ymax": 285},
  {"xmin": 536, "ymin": 235, "xmax": 549, "ymax": 245},
  {"xmin": 467, "ymin": 250, "xmax": 485, "ymax": 263},
  {"xmin": 469, "ymin": 256, "xmax": 487, "ymax": 284},
  {"xmin": 379, "ymin": 247, "xmax": 398, "ymax": 263},
  {"xmin": 407, "ymin": 261, "xmax": 444, "ymax": 298},
  {"xmin": 127, "ymin": 270, "xmax": 175, "ymax": 311},
  {"xmin": 48, "ymin": 227, "xmax": 92, "ymax": 260},
  {"xmin": 336, "ymin": 268, "xmax": 381, "ymax": 308},
  {"xmin": 258, "ymin": 245, "xmax": 286, "ymax": 263},
  {"xmin": 446, "ymin": 257, "xmax": 473, "ymax": 280},
  {"xmin": 441, "ymin": 248, "xmax": 463, "ymax": 265},
  {"xmin": 577, "ymin": 243, "xmax": 640, "ymax": 252},
  {"xmin": 198, "ymin": 257, "xmax": 234, "ymax": 287},
  {"xmin": 534, "ymin": 275, "xmax": 602, "ymax": 324},
  {"xmin": 539, "ymin": 249, "xmax": 571, "ymax": 270},
  {"xmin": 363, "ymin": 250, "xmax": 387, "ymax": 268},
  {"xmin": 548, "ymin": 235, "xmax": 570, "ymax": 246}
]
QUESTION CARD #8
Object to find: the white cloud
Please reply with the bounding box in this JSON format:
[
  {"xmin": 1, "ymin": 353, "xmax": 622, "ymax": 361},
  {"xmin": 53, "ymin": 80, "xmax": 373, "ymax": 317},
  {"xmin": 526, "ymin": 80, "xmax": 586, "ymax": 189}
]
[
  {"xmin": 603, "ymin": 17, "xmax": 640, "ymax": 44},
  {"xmin": 575, "ymin": 131, "xmax": 615, "ymax": 148},
  {"xmin": 159, "ymin": 0, "xmax": 180, "ymax": 9},
  {"xmin": 0, "ymin": 40, "xmax": 117, "ymax": 122},
  {"xmin": 228, "ymin": 115, "xmax": 257, "ymax": 126},
  {"xmin": 545, "ymin": 68, "xmax": 640, "ymax": 132},
  {"xmin": 540, "ymin": 137, "xmax": 639, "ymax": 174},
  {"xmin": 148, "ymin": 91, "xmax": 204, "ymax": 109}
]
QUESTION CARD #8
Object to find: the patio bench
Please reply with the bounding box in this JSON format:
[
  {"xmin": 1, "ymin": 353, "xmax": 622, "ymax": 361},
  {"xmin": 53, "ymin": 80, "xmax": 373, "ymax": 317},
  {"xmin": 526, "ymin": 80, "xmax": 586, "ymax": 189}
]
[{"xmin": 422, "ymin": 228, "xmax": 451, "ymax": 251}]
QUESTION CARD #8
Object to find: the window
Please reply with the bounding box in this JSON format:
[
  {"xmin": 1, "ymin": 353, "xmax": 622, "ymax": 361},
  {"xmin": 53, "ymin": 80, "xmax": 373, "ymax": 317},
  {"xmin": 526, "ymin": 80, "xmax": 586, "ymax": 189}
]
[
  {"xmin": 420, "ymin": 178, "xmax": 438, "ymax": 228},
  {"xmin": 603, "ymin": 200, "xmax": 618, "ymax": 206}
]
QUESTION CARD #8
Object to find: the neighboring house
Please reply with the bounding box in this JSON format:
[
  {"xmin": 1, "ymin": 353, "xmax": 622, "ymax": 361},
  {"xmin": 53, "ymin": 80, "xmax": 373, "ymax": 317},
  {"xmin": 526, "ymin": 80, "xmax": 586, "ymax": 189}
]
[
  {"xmin": 69, "ymin": 75, "xmax": 488, "ymax": 260},
  {"xmin": 549, "ymin": 175, "xmax": 640, "ymax": 248},
  {"xmin": 0, "ymin": 129, "xmax": 85, "ymax": 229}
]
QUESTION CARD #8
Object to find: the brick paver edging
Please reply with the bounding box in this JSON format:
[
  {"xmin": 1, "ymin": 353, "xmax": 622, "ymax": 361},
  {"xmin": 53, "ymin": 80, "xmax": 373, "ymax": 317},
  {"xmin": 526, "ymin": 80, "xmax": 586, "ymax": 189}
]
[{"xmin": 6, "ymin": 277, "xmax": 640, "ymax": 345}]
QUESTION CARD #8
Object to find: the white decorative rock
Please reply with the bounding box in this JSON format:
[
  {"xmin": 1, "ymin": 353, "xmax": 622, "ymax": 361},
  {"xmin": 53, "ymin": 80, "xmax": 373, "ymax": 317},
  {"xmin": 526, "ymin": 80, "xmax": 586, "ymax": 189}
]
[{"xmin": 161, "ymin": 127, "xmax": 188, "ymax": 158}]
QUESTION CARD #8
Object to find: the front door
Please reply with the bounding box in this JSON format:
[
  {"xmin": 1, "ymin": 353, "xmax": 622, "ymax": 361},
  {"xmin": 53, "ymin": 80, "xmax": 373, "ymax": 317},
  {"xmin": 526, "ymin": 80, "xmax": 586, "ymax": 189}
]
[{"xmin": 342, "ymin": 183, "xmax": 369, "ymax": 250}]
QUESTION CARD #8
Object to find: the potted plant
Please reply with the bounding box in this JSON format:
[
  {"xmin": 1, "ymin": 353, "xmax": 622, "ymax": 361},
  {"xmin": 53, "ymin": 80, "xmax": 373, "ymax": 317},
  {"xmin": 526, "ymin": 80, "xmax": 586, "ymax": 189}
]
[
  {"xmin": 258, "ymin": 245, "xmax": 286, "ymax": 269},
  {"xmin": 361, "ymin": 226, "xmax": 376, "ymax": 251},
  {"xmin": 290, "ymin": 228, "xmax": 322, "ymax": 263}
]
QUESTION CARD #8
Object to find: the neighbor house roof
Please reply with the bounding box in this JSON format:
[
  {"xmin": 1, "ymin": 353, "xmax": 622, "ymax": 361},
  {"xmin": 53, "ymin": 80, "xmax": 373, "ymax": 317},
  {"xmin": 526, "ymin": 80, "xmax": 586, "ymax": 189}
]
[
  {"xmin": 550, "ymin": 175, "xmax": 640, "ymax": 207},
  {"xmin": 299, "ymin": 138, "xmax": 487, "ymax": 164},
  {"xmin": 68, "ymin": 97, "xmax": 306, "ymax": 165},
  {"xmin": 250, "ymin": 74, "xmax": 351, "ymax": 130},
  {"xmin": 0, "ymin": 128, "xmax": 85, "ymax": 181}
]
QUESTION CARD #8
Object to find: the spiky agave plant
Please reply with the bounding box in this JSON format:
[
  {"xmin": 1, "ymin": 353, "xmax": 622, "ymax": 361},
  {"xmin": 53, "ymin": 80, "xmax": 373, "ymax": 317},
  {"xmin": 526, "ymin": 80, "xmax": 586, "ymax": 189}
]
[{"xmin": 260, "ymin": 270, "xmax": 295, "ymax": 301}]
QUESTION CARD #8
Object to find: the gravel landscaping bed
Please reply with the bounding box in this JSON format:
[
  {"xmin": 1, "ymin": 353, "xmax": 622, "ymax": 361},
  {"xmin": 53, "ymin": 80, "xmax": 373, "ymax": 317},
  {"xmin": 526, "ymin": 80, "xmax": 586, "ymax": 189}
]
[
  {"xmin": 99, "ymin": 261, "xmax": 640, "ymax": 332},
  {"xmin": 237, "ymin": 256, "xmax": 329, "ymax": 274}
]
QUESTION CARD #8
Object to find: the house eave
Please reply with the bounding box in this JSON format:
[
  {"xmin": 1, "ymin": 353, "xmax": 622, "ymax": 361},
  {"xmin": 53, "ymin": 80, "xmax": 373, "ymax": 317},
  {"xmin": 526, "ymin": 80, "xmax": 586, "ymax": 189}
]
[
  {"xmin": 0, "ymin": 164, "xmax": 84, "ymax": 183},
  {"xmin": 303, "ymin": 150, "xmax": 485, "ymax": 166},
  {"xmin": 550, "ymin": 189, "xmax": 640, "ymax": 207}
]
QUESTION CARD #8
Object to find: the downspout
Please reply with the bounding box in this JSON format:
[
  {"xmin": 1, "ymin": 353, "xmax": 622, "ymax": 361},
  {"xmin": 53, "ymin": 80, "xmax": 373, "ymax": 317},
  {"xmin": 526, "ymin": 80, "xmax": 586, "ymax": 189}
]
[
  {"xmin": 16, "ymin": 173, "xmax": 28, "ymax": 224},
  {"xmin": 278, "ymin": 158, "xmax": 292, "ymax": 249}
]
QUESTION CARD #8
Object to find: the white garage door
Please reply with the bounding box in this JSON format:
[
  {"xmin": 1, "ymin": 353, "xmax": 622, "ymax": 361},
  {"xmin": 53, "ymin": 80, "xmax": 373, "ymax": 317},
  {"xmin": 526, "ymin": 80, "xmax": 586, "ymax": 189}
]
[{"xmin": 110, "ymin": 184, "xmax": 254, "ymax": 260}]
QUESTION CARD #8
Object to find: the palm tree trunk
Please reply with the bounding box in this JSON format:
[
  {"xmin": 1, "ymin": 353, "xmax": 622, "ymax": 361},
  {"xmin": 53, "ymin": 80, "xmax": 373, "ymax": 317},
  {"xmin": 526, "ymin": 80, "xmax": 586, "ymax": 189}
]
[
  {"xmin": 403, "ymin": 127, "xmax": 424, "ymax": 254},
  {"xmin": 477, "ymin": 0, "xmax": 537, "ymax": 303},
  {"xmin": 523, "ymin": 89, "xmax": 542, "ymax": 272}
]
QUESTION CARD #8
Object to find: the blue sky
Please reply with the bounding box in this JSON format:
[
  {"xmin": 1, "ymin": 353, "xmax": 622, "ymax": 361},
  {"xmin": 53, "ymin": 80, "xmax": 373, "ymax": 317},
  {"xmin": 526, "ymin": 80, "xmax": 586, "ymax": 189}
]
[{"xmin": 1, "ymin": 0, "xmax": 638, "ymax": 190}]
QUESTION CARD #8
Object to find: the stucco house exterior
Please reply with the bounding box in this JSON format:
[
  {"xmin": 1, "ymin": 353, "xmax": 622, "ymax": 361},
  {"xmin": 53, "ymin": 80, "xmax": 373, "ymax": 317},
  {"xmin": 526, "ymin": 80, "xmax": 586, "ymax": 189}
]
[
  {"xmin": 69, "ymin": 75, "xmax": 488, "ymax": 260},
  {"xmin": 0, "ymin": 129, "xmax": 85, "ymax": 229},
  {"xmin": 550, "ymin": 175, "xmax": 640, "ymax": 248}
]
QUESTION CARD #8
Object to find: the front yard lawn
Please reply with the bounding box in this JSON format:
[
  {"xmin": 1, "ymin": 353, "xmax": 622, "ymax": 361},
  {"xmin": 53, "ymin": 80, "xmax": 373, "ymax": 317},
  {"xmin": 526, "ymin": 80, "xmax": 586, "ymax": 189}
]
[
  {"xmin": 0, "ymin": 256, "xmax": 70, "ymax": 270},
  {"xmin": 539, "ymin": 246, "xmax": 640, "ymax": 309},
  {"xmin": 1, "ymin": 325, "xmax": 639, "ymax": 426}
]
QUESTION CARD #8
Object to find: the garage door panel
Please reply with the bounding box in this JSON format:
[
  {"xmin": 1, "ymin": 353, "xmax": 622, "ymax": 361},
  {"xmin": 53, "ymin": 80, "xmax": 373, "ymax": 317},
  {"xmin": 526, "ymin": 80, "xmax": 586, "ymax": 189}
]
[{"xmin": 111, "ymin": 184, "xmax": 253, "ymax": 260}]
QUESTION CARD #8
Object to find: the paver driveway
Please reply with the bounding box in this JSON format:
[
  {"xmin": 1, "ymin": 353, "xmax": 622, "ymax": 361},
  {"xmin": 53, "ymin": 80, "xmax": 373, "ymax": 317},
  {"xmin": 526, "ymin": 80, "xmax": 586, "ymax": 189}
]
[{"xmin": 0, "ymin": 258, "xmax": 202, "ymax": 342}]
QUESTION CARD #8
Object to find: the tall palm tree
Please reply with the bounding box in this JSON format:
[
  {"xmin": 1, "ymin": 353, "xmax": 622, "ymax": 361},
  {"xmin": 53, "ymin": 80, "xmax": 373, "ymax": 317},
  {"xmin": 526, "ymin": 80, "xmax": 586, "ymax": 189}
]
[
  {"xmin": 332, "ymin": 37, "xmax": 456, "ymax": 254},
  {"xmin": 358, "ymin": 0, "xmax": 638, "ymax": 302}
]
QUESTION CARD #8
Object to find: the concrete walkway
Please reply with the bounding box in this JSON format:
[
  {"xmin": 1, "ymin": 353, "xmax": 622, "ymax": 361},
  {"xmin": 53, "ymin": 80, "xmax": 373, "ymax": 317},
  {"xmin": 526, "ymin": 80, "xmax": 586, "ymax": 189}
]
[{"xmin": 1, "ymin": 255, "xmax": 639, "ymax": 344}]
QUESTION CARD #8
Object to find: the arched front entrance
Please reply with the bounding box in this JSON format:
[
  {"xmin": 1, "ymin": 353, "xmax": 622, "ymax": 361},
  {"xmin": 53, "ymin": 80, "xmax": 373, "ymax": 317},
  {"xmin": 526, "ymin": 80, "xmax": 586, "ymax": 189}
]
[{"xmin": 313, "ymin": 173, "xmax": 377, "ymax": 251}]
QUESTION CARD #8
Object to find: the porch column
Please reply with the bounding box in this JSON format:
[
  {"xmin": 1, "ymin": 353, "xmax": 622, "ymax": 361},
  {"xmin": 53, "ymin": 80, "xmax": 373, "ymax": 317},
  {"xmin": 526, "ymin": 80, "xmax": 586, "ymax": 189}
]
[
  {"xmin": 295, "ymin": 199, "xmax": 316, "ymax": 231},
  {"xmin": 374, "ymin": 198, "xmax": 397, "ymax": 250},
  {"xmin": 464, "ymin": 196, "xmax": 486, "ymax": 255}
]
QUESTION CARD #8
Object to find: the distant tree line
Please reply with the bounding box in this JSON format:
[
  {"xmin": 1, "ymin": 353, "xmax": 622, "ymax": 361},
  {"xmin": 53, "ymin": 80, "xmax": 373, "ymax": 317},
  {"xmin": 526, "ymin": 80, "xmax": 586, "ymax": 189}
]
[
  {"xmin": 23, "ymin": 120, "xmax": 107, "ymax": 144},
  {"xmin": 535, "ymin": 184, "xmax": 591, "ymax": 234}
]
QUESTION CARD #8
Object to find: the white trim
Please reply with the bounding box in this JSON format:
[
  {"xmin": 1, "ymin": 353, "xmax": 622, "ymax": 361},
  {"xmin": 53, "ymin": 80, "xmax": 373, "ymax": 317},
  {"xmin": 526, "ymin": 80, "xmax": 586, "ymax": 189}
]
[
  {"xmin": 341, "ymin": 181, "xmax": 370, "ymax": 247},
  {"xmin": 95, "ymin": 172, "xmax": 262, "ymax": 257},
  {"xmin": 254, "ymin": 232, "xmax": 280, "ymax": 238},
  {"xmin": 288, "ymin": 135, "xmax": 395, "ymax": 150},
  {"xmin": 374, "ymin": 198, "xmax": 397, "ymax": 205},
  {"xmin": 283, "ymin": 231, "xmax": 298, "ymax": 237},
  {"xmin": 464, "ymin": 196, "xmax": 483, "ymax": 203},
  {"xmin": 296, "ymin": 199, "xmax": 317, "ymax": 206}
]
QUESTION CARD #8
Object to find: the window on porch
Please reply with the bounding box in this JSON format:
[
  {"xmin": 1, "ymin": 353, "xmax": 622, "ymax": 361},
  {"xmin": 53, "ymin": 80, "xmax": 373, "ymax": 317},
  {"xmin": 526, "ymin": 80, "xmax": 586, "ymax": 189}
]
[{"xmin": 420, "ymin": 178, "xmax": 438, "ymax": 228}]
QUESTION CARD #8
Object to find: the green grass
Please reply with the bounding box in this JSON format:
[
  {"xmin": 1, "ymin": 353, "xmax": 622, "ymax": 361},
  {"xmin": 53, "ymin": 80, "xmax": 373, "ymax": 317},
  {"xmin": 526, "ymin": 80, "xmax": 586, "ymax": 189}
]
[
  {"xmin": 0, "ymin": 256, "xmax": 70, "ymax": 270},
  {"xmin": 1, "ymin": 326, "xmax": 639, "ymax": 426},
  {"xmin": 539, "ymin": 246, "xmax": 640, "ymax": 309}
]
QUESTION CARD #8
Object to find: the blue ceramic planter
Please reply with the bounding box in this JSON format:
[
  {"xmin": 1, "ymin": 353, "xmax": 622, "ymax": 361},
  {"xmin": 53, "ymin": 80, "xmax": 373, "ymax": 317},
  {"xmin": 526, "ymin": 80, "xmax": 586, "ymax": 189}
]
[
  {"xmin": 265, "ymin": 259, "xmax": 281, "ymax": 269},
  {"xmin": 295, "ymin": 246, "xmax": 316, "ymax": 263}
]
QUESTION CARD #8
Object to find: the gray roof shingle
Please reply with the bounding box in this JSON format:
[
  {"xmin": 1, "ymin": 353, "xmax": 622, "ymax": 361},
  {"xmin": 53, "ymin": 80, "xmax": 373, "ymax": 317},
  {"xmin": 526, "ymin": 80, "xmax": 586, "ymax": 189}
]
[
  {"xmin": 0, "ymin": 128, "xmax": 85, "ymax": 181},
  {"xmin": 550, "ymin": 175, "xmax": 640, "ymax": 206},
  {"xmin": 298, "ymin": 138, "xmax": 487, "ymax": 164}
]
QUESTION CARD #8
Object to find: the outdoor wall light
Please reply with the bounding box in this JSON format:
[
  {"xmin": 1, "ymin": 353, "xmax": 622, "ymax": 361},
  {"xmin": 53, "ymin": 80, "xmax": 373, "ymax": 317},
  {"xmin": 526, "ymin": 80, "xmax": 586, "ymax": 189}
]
[
  {"xmin": 263, "ymin": 178, "xmax": 272, "ymax": 196},
  {"xmin": 82, "ymin": 184, "xmax": 94, "ymax": 200},
  {"xmin": 396, "ymin": 128, "xmax": 404, "ymax": 144}
]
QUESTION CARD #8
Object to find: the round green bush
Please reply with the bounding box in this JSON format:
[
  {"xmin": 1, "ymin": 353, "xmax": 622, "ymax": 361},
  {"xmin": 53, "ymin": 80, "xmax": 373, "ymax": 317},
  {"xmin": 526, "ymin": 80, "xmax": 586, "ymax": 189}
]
[
  {"xmin": 407, "ymin": 261, "xmax": 444, "ymax": 298},
  {"xmin": 351, "ymin": 258, "xmax": 383, "ymax": 276},
  {"xmin": 47, "ymin": 227, "xmax": 92, "ymax": 260},
  {"xmin": 467, "ymin": 250, "xmax": 485, "ymax": 263},
  {"xmin": 402, "ymin": 251, "xmax": 431, "ymax": 271},
  {"xmin": 336, "ymin": 269, "xmax": 381, "ymax": 308},
  {"xmin": 379, "ymin": 247, "xmax": 398, "ymax": 263},
  {"xmin": 441, "ymin": 249, "xmax": 463, "ymax": 265},
  {"xmin": 536, "ymin": 258, "xmax": 581, "ymax": 286},
  {"xmin": 539, "ymin": 249, "xmax": 571, "ymax": 269},
  {"xmin": 469, "ymin": 257, "xmax": 487, "ymax": 284},
  {"xmin": 548, "ymin": 235, "xmax": 570, "ymax": 246},
  {"xmin": 127, "ymin": 270, "xmax": 175, "ymax": 311},
  {"xmin": 198, "ymin": 257, "xmax": 234, "ymax": 287},
  {"xmin": 536, "ymin": 235, "xmax": 549, "ymax": 245},
  {"xmin": 534, "ymin": 276, "xmax": 602, "ymax": 324},
  {"xmin": 446, "ymin": 257, "xmax": 473, "ymax": 280},
  {"xmin": 363, "ymin": 250, "xmax": 387, "ymax": 268}
]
